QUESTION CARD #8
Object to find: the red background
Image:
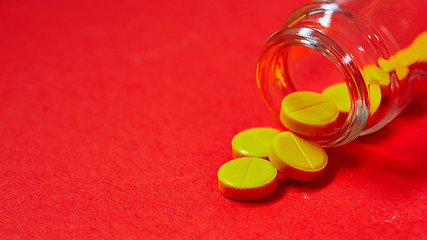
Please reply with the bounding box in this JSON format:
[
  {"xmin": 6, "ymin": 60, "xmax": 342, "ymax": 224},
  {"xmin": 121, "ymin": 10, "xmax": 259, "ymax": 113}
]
[{"xmin": 1, "ymin": 0, "xmax": 427, "ymax": 239}]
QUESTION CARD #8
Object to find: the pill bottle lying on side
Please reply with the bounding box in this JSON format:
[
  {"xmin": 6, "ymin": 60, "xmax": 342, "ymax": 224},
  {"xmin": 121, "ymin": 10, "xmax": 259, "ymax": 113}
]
[{"xmin": 257, "ymin": 0, "xmax": 427, "ymax": 147}]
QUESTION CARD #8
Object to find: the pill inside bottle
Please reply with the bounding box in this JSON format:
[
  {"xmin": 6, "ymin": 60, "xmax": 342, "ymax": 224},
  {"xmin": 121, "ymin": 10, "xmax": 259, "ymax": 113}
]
[{"xmin": 259, "ymin": 44, "xmax": 368, "ymax": 146}]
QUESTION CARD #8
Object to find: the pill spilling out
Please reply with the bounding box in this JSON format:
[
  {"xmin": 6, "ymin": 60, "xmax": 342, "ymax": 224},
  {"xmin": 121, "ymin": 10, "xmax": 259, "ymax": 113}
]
[
  {"xmin": 218, "ymin": 31, "xmax": 427, "ymax": 201},
  {"xmin": 218, "ymin": 157, "xmax": 278, "ymax": 201},
  {"xmin": 218, "ymin": 128, "xmax": 328, "ymax": 201},
  {"xmin": 231, "ymin": 127, "xmax": 281, "ymax": 159},
  {"xmin": 269, "ymin": 131, "xmax": 328, "ymax": 182}
]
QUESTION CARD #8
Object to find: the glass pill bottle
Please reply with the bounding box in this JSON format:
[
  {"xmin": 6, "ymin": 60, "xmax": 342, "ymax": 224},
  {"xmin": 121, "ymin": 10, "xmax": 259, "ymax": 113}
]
[{"xmin": 257, "ymin": 0, "xmax": 427, "ymax": 147}]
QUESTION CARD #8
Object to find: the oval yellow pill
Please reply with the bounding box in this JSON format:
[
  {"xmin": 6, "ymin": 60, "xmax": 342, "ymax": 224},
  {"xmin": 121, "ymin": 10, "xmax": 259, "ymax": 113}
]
[
  {"xmin": 269, "ymin": 131, "xmax": 327, "ymax": 181},
  {"xmin": 218, "ymin": 157, "xmax": 277, "ymax": 201},
  {"xmin": 321, "ymin": 82, "xmax": 351, "ymax": 114},
  {"xmin": 231, "ymin": 127, "xmax": 281, "ymax": 159},
  {"xmin": 280, "ymin": 91, "xmax": 339, "ymax": 136}
]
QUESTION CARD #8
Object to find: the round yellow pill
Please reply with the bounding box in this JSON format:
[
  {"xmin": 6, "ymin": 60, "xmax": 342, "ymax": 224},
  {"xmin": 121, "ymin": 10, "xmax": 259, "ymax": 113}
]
[
  {"xmin": 218, "ymin": 157, "xmax": 277, "ymax": 201},
  {"xmin": 395, "ymin": 61, "xmax": 410, "ymax": 81},
  {"xmin": 368, "ymin": 83, "xmax": 381, "ymax": 116},
  {"xmin": 231, "ymin": 127, "xmax": 281, "ymax": 159},
  {"xmin": 395, "ymin": 31, "xmax": 427, "ymax": 67},
  {"xmin": 280, "ymin": 91, "xmax": 339, "ymax": 136},
  {"xmin": 361, "ymin": 64, "xmax": 391, "ymax": 97},
  {"xmin": 321, "ymin": 82, "xmax": 351, "ymax": 114},
  {"xmin": 378, "ymin": 56, "xmax": 396, "ymax": 73},
  {"xmin": 269, "ymin": 131, "xmax": 328, "ymax": 181}
]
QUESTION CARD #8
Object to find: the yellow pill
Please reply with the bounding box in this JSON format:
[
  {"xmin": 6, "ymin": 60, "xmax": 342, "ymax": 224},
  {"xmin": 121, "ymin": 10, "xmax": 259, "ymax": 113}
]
[
  {"xmin": 231, "ymin": 127, "xmax": 281, "ymax": 159},
  {"xmin": 378, "ymin": 56, "xmax": 408, "ymax": 81},
  {"xmin": 414, "ymin": 31, "xmax": 427, "ymax": 63},
  {"xmin": 378, "ymin": 56, "xmax": 396, "ymax": 73},
  {"xmin": 269, "ymin": 131, "xmax": 327, "ymax": 181},
  {"xmin": 361, "ymin": 64, "xmax": 391, "ymax": 97},
  {"xmin": 395, "ymin": 31, "xmax": 427, "ymax": 67},
  {"xmin": 280, "ymin": 91, "xmax": 339, "ymax": 136},
  {"xmin": 218, "ymin": 157, "xmax": 277, "ymax": 201},
  {"xmin": 368, "ymin": 83, "xmax": 381, "ymax": 116},
  {"xmin": 320, "ymin": 81, "xmax": 381, "ymax": 119},
  {"xmin": 395, "ymin": 61, "xmax": 410, "ymax": 80},
  {"xmin": 321, "ymin": 82, "xmax": 351, "ymax": 114}
]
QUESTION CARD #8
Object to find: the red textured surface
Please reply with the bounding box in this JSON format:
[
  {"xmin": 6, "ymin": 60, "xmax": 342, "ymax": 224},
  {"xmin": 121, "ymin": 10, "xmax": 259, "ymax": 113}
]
[{"xmin": 1, "ymin": 0, "xmax": 427, "ymax": 239}]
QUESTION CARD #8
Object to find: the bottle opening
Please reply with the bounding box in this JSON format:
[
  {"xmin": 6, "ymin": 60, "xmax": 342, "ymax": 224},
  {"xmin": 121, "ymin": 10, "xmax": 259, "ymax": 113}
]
[
  {"xmin": 285, "ymin": 45, "xmax": 344, "ymax": 92},
  {"xmin": 257, "ymin": 27, "xmax": 369, "ymax": 147}
]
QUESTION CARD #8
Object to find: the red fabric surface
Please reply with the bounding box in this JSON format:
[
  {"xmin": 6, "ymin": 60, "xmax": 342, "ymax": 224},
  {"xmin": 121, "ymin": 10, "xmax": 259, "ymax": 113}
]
[{"xmin": 1, "ymin": 0, "xmax": 427, "ymax": 239}]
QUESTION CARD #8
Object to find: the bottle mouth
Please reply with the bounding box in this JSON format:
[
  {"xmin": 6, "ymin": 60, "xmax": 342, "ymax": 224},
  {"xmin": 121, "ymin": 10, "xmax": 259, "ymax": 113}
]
[{"xmin": 256, "ymin": 26, "xmax": 369, "ymax": 147}]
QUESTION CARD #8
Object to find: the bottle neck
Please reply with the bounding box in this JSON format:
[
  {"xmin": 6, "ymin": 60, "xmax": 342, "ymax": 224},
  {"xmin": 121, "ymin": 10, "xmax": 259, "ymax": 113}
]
[{"xmin": 257, "ymin": 2, "xmax": 392, "ymax": 147}]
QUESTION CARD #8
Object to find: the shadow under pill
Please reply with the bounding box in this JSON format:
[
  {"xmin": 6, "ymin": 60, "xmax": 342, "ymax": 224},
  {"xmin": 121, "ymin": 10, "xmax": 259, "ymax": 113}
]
[
  {"xmin": 282, "ymin": 147, "xmax": 359, "ymax": 191},
  {"xmin": 237, "ymin": 183, "xmax": 287, "ymax": 207},
  {"xmin": 236, "ymin": 147, "xmax": 362, "ymax": 205}
]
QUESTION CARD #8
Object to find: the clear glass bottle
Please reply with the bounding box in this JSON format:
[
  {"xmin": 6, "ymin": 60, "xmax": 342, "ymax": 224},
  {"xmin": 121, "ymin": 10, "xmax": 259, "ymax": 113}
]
[{"xmin": 257, "ymin": 0, "xmax": 427, "ymax": 147}]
